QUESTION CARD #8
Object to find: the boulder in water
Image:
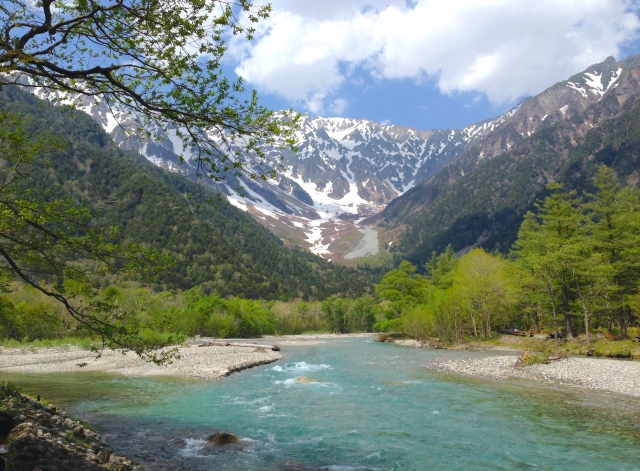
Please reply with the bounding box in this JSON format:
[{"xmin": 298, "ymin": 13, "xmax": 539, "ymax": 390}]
[
  {"xmin": 206, "ymin": 431, "xmax": 239, "ymax": 445},
  {"xmin": 296, "ymin": 376, "xmax": 313, "ymax": 384},
  {"xmin": 280, "ymin": 459, "xmax": 320, "ymax": 470}
]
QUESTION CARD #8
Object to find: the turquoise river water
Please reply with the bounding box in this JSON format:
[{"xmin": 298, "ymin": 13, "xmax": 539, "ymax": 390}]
[{"xmin": 3, "ymin": 338, "xmax": 640, "ymax": 470}]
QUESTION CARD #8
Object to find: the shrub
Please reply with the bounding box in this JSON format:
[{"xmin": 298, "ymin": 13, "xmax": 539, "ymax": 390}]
[{"xmin": 373, "ymin": 318, "xmax": 403, "ymax": 332}]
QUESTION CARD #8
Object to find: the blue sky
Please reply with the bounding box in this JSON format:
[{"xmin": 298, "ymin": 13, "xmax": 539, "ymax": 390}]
[{"xmin": 227, "ymin": 0, "xmax": 640, "ymax": 131}]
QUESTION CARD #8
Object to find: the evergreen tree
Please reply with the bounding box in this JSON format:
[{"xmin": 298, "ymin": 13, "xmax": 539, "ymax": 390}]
[
  {"xmin": 584, "ymin": 166, "xmax": 640, "ymax": 338},
  {"xmin": 425, "ymin": 245, "xmax": 458, "ymax": 289},
  {"xmin": 512, "ymin": 185, "xmax": 583, "ymax": 343}
]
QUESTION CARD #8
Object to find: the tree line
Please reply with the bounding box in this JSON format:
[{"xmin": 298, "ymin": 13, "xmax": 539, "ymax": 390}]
[
  {"xmin": 2, "ymin": 159, "xmax": 637, "ymax": 347},
  {"xmin": 371, "ymin": 166, "xmax": 640, "ymax": 344},
  {"xmin": 0, "ymin": 283, "xmax": 378, "ymax": 343}
]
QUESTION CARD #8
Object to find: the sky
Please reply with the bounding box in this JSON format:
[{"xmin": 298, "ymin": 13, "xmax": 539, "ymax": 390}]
[{"xmin": 225, "ymin": 0, "xmax": 640, "ymax": 131}]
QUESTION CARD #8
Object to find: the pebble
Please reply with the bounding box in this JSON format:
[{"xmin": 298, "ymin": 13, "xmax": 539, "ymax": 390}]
[
  {"xmin": 0, "ymin": 343, "xmax": 282, "ymax": 380},
  {"xmin": 432, "ymin": 355, "xmax": 640, "ymax": 397}
]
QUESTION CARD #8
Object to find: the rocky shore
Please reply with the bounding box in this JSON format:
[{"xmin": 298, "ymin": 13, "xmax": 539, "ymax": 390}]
[
  {"xmin": 0, "ymin": 340, "xmax": 283, "ymax": 470},
  {"xmin": 1, "ymin": 383, "xmax": 142, "ymax": 471},
  {"xmin": 433, "ymin": 355, "xmax": 640, "ymax": 398},
  {"xmin": 0, "ymin": 340, "xmax": 282, "ymax": 380}
]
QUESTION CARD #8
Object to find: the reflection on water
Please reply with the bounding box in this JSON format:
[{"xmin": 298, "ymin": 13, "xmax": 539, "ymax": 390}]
[{"xmin": 3, "ymin": 340, "xmax": 640, "ymax": 471}]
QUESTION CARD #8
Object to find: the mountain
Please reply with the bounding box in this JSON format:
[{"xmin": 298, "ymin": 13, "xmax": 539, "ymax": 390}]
[
  {"xmin": 26, "ymin": 77, "xmax": 529, "ymax": 260},
  {"xmin": 366, "ymin": 55, "xmax": 640, "ymax": 266},
  {"xmin": 0, "ymin": 86, "xmax": 375, "ymax": 300}
]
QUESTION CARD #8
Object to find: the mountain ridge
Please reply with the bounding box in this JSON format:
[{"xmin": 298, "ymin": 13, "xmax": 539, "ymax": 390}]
[
  {"xmin": 0, "ymin": 85, "xmax": 375, "ymax": 299},
  {"xmin": 18, "ymin": 54, "xmax": 640, "ymax": 262},
  {"xmin": 366, "ymin": 54, "xmax": 640, "ymax": 265},
  {"xmin": 22, "ymin": 78, "xmax": 527, "ymax": 259}
]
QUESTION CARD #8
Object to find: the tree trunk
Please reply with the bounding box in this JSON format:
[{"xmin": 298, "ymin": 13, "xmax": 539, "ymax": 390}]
[
  {"xmin": 545, "ymin": 281, "xmax": 559, "ymax": 348},
  {"xmin": 619, "ymin": 309, "xmax": 628, "ymax": 339},
  {"xmin": 534, "ymin": 302, "xmax": 541, "ymax": 334},
  {"xmin": 562, "ymin": 285, "xmax": 576, "ymax": 338}
]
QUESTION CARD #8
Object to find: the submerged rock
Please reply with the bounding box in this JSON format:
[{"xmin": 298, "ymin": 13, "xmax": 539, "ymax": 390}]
[{"xmin": 206, "ymin": 431, "xmax": 239, "ymax": 445}]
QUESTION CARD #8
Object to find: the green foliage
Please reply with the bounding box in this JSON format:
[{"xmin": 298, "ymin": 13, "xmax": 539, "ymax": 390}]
[
  {"xmin": 372, "ymin": 318, "xmax": 403, "ymax": 333},
  {"xmin": 517, "ymin": 351, "xmax": 550, "ymax": 366},
  {"xmin": 425, "ymin": 245, "xmax": 458, "ymax": 289},
  {"xmin": 322, "ymin": 296, "xmax": 348, "ymax": 334},
  {"xmin": 349, "ymin": 295, "xmax": 376, "ymax": 332},
  {"xmin": 401, "ymin": 305, "xmax": 434, "ymax": 340},
  {"xmin": 0, "ymin": 382, "xmax": 22, "ymax": 400},
  {"xmin": 270, "ymin": 301, "xmax": 329, "ymax": 335},
  {"xmin": 372, "ymin": 248, "xmax": 518, "ymax": 343},
  {"xmin": 454, "ymin": 249, "xmax": 515, "ymax": 337},
  {"xmin": 512, "ymin": 172, "xmax": 640, "ymax": 342},
  {"xmin": 375, "ymin": 261, "xmax": 432, "ymax": 319},
  {"xmin": 0, "ymin": 102, "xmax": 175, "ymax": 359},
  {"xmin": 0, "ymin": 0, "xmax": 299, "ymax": 186}
]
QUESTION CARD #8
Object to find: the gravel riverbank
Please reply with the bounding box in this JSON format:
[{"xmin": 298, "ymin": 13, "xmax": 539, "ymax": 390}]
[
  {"xmin": 433, "ymin": 355, "xmax": 640, "ymax": 398},
  {"xmin": 0, "ymin": 340, "xmax": 282, "ymax": 380}
]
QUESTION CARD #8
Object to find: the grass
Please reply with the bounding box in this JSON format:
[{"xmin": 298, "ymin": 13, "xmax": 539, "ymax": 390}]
[
  {"xmin": 0, "ymin": 382, "xmax": 22, "ymax": 400},
  {"xmin": 473, "ymin": 335, "xmax": 640, "ymax": 359},
  {"xmin": 517, "ymin": 351, "xmax": 550, "ymax": 366},
  {"xmin": 0, "ymin": 330, "xmax": 184, "ymax": 351},
  {"xmin": 0, "ymin": 336, "xmax": 98, "ymax": 350}
]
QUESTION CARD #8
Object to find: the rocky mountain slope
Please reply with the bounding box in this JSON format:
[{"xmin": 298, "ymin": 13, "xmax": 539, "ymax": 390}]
[
  {"xmin": 367, "ymin": 55, "xmax": 640, "ymax": 265},
  {"xmin": 22, "ymin": 55, "xmax": 639, "ymax": 263},
  {"xmin": 1, "ymin": 86, "xmax": 375, "ymax": 299},
  {"xmin": 23, "ymin": 75, "xmax": 526, "ymax": 259}
]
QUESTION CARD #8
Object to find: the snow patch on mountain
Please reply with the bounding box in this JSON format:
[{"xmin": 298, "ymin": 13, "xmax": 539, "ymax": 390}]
[{"xmin": 566, "ymin": 67, "xmax": 622, "ymax": 101}]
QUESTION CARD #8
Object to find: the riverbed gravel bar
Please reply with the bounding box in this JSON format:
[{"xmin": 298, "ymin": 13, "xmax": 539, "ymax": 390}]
[
  {"xmin": 0, "ymin": 341, "xmax": 282, "ymax": 380},
  {"xmin": 433, "ymin": 355, "xmax": 640, "ymax": 397}
]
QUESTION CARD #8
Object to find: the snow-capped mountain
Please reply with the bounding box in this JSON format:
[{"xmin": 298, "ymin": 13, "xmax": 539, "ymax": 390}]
[
  {"xmin": 20, "ymin": 54, "xmax": 640, "ymax": 260},
  {"xmin": 25, "ymin": 82, "xmax": 521, "ymax": 257},
  {"xmin": 367, "ymin": 54, "xmax": 640, "ymax": 262},
  {"xmin": 458, "ymin": 56, "xmax": 634, "ymax": 166}
]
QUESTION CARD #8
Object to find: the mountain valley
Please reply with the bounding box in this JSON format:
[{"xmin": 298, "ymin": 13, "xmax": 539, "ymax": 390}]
[{"xmin": 20, "ymin": 54, "xmax": 640, "ymax": 267}]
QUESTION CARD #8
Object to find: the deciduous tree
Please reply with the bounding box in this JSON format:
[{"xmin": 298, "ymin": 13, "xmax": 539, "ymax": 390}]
[{"xmin": 0, "ymin": 0, "xmax": 297, "ymax": 183}]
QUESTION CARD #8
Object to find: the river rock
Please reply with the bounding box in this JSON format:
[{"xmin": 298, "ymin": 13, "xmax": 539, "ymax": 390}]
[
  {"xmin": 280, "ymin": 459, "xmax": 320, "ymax": 470},
  {"xmin": 206, "ymin": 431, "xmax": 239, "ymax": 445},
  {"xmin": 0, "ymin": 384, "xmax": 143, "ymax": 471}
]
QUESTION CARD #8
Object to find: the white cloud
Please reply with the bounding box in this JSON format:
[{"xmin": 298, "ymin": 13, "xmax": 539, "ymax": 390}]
[
  {"xmin": 231, "ymin": 0, "xmax": 640, "ymax": 113},
  {"xmin": 329, "ymin": 98, "xmax": 349, "ymax": 115}
]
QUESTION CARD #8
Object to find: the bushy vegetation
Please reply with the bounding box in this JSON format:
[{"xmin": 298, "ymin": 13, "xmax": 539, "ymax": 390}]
[
  {"xmin": 3, "ymin": 166, "xmax": 637, "ymax": 349},
  {"xmin": 0, "ymin": 283, "xmax": 375, "ymax": 343},
  {"xmin": 363, "ymin": 166, "xmax": 640, "ymax": 345},
  {"xmin": 368, "ymin": 248, "xmax": 517, "ymax": 343}
]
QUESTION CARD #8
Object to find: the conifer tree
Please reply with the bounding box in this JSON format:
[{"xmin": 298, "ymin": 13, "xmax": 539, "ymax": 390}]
[
  {"xmin": 585, "ymin": 166, "xmax": 640, "ymax": 338},
  {"xmin": 512, "ymin": 184, "xmax": 582, "ymax": 342}
]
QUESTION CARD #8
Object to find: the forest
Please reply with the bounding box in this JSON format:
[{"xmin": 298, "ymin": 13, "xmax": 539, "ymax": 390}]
[
  {"xmin": 0, "ymin": 86, "xmax": 375, "ymax": 302},
  {"xmin": 372, "ymin": 166, "xmax": 640, "ymax": 353},
  {"xmin": 2, "ymin": 165, "xmax": 639, "ymax": 357},
  {"xmin": 1, "ymin": 72, "xmax": 639, "ymax": 356}
]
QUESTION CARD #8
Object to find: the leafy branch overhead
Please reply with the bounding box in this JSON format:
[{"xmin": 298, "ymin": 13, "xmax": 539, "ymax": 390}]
[
  {"xmin": 0, "ymin": 0, "xmax": 299, "ymax": 183},
  {"xmin": 0, "ymin": 108, "xmax": 174, "ymax": 362}
]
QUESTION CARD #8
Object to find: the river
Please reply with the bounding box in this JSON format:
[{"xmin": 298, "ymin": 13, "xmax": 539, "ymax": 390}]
[{"xmin": 3, "ymin": 338, "xmax": 640, "ymax": 470}]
